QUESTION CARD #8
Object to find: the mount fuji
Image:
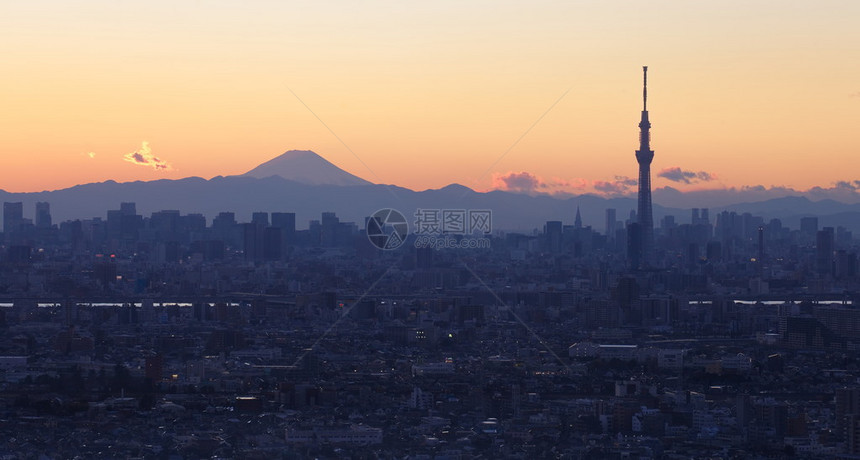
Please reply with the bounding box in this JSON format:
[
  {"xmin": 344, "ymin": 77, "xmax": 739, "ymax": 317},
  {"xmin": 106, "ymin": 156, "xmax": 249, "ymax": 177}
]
[{"xmin": 242, "ymin": 150, "xmax": 371, "ymax": 186}]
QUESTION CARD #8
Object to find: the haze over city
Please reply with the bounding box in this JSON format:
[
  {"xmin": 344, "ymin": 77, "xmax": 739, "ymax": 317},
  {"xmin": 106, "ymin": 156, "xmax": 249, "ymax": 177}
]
[{"xmin": 2, "ymin": 1, "xmax": 860, "ymax": 200}]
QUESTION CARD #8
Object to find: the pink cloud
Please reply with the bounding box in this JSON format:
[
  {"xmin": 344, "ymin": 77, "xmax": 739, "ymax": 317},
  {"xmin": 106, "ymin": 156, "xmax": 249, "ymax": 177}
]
[
  {"xmin": 593, "ymin": 176, "xmax": 637, "ymax": 195},
  {"xmin": 123, "ymin": 141, "xmax": 172, "ymax": 171}
]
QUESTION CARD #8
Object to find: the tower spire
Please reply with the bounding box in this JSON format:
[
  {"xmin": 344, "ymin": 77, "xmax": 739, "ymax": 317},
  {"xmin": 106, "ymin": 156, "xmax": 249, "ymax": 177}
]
[
  {"xmin": 634, "ymin": 66, "xmax": 654, "ymax": 268},
  {"xmin": 643, "ymin": 65, "xmax": 648, "ymax": 111}
]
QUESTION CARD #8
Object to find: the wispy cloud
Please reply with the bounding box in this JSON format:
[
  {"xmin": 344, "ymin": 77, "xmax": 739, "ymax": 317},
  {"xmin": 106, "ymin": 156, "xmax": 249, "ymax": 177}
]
[
  {"xmin": 123, "ymin": 142, "xmax": 172, "ymax": 171},
  {"xmin": 657, "ymin": 166, "xmax": 715, "ymax": 184}
]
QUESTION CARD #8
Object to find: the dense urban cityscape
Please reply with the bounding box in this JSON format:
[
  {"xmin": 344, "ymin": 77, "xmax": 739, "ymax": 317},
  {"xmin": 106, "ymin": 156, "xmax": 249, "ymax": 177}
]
[{"xmin": 1, "ymin": 195, "xmax": 859, "ymax": 459}]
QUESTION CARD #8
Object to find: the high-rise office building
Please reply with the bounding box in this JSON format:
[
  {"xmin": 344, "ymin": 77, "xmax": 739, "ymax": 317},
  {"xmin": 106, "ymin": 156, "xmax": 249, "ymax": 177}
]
[
  {"xmin": 816, "ymin": 227, "xmax": 835, "ymax": 275},
  {"xmin": 321, "ymin": 212, "xmax": 339, "ymax": 247},
  {"xmin": 3, "ymin": 202, "xmax": 23, "ymax": 234},
  {"xmin": 263, "ymin": 226, "xmax": 283, "ymax": 260},
  {"xmin": 251, "ymin": 212, "xmax": 269, "ymax": 227},
  {"xmin": 544, "ymin": 220, "xmax": 562, "ymax": 253},
  {"xmin": 120, "ymin": 202, "xmax": 137, "ymax": 216},
  {"xmin": 800, "ymin": 216, "xmax": 819, "ymax": 238},
  {"xmin": 271, "ymin": 212, "xmax": 296, "ymax": 245},
  {"xmin": 605, "ymin": 208, "xmax": 617, "ymax": 240},
  {"xmin": 35, "ymin": 202, "xmax": 52, "ymax": 229},
  {"xmin": 243, "ymin": 223, "xmax": 262, "ymax": 261}
]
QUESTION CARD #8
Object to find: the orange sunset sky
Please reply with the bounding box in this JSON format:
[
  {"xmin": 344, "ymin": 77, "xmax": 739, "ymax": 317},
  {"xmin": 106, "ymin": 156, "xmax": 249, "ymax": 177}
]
[{"xmin": 1, "ymin": 1, "xmax": 859, "ymax": 197}]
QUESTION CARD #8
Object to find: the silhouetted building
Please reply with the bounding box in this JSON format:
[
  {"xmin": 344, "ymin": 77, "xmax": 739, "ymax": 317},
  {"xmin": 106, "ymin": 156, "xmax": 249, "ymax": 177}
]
[
  {"xmin": 182, "ymin": 213, "xmax": 206, "ymax": 233},
  {"xmin": 252, "ymin": 212, "xmax": 269, "ymax": 227},
  {"xmin": 308, "ymin": 219, "xmax": 321, "ymax": 246},
  {"xmin": 106, "ymin": 210, "xmax": 122, "ymax": 239},
  {"xmin": 213, "ymin": 212, "xmax": 236, "ymax": 230},
  {"xmin": 835, "ymin": 250, "xmax": 858, "ymax": 279},
  {"xmin": 263, "ymin": 226, "xmax": 283, "ymax": 260},
  {"xmin": 212, "ymin": 212, "xmax": 239, "ymax": 247},
  {"xmin": 816, "ymin": 227, "xmax": 835, "ymax": 275},
  {"xmin": 800, "ymin": 216, "xmax": 818, "ymax": 237},
  {"xmin": 243, "ymin": 223, "xmax": 263, "ymax": 261},
  {"xmin": 837, "ymin": 226, "xmax": 853, "ymax": 247},
  {"xmin": 3, "ymin": 202, "xmax": 23, "ymax": 234},
  {"xmin": 271, "ymin": 212, "xmax": 296, "ymax": 245},
  {"xmin": 35, "ymin": 202, "xmax": 51, "ymax": 229},
  {"xmin": 605, "ymin": 208, "xmax": 617, "ymax": 241},
  {"xmin": 544, "ymin": 221, "xmax": 562, "ymax": 253},
  {"xmin": 120, "ymin": 202, "xmax": 136, "ymax": 216},
  {"xmin": 634, "ymin": 66, "xmax": 654, "ymax": 265},
  {"xmin": 848, "ymin": 415, "xmax": 860, "ymax": 454},
  {"xmin": 627, "ymin": 222, "xmax": 642, "ymax": 270},
  {"xmin": 150, "ymin": 210, "xmax": 180, "ymax": 240},
  {"xmin": 706, "ymin": 240, "xmax": 722, "ymax": 262},
  {"xmin": 661, "ymin": 215, "xmax": 675, "ymax": 230},
  {"xmin": 781, "ymin": 316, "xmax": 844, "ymax": 350},
  {"xmin": 321, "ymin": 212, "xmax": 339, "ymax": 247},
  {"xmin": 836, "ymin": 388, "xmax": 860, "ymax": 442}
]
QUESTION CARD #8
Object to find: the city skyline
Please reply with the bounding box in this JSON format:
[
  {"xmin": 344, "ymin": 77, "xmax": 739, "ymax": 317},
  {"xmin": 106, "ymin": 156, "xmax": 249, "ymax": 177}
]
[{"xmin": 2, "ymin": 1, "xmax": 860, "ymax": 197}]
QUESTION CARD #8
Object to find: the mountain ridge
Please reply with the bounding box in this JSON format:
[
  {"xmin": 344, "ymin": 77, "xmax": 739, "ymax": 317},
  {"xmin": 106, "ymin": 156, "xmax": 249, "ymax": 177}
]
[{"xmin": 2, "ymin": 150, "xmax": 860, "ymax": 231}]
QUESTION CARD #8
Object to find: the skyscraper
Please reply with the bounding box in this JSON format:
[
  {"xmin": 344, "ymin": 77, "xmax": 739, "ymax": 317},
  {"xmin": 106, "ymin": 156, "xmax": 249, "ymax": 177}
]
[
  {"xmin": 120, "ymin": 202, "xmax": 136, "ymax": 216},
  {"xmin": 605, "ymin": 208, "xmax": 616, "ymax": 240},
  {"xmin": 635, "ymin": 66, "xmax": 654, "ymax": 266},
  {"xmin": 35, "ymin": 202, "xmax": 52, "ymax": 229},
  {"xmin": 251, "ymin": 212, "xmax": 269, "ymax": 227},
  {"xmin": 816, "ymin": 227, "xmax": 835, "ymax": 275},
  {"xmin": 3, "ymin": 202, "xmax": 23, "ymax": 234},
  {"xmin": 271, "ymin": 212, "xmax": 296, "ymax": 245}
]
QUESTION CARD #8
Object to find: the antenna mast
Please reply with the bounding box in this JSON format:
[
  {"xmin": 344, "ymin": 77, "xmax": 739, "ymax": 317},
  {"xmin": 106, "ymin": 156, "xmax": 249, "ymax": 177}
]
[{"xmin": 643, "ymin": 66, "xmax": 648, "ymax": 111}]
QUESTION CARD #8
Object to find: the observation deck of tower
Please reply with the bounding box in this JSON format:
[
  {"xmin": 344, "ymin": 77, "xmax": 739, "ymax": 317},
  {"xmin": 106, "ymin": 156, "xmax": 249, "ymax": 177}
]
[{"xmin": 635, "ymin": 66, "xmax": 654, "ymax": 265}]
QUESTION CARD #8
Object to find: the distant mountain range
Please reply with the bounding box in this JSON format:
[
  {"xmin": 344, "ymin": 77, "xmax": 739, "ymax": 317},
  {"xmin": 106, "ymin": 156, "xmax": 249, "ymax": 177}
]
[{"xmin": 2, "ymin": 150, "xmax": 860, "ymax": 232}]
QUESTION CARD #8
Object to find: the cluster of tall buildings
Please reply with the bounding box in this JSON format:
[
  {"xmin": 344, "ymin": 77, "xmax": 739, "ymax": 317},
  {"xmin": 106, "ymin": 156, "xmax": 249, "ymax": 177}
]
[{"xmin": 3, "ymin": 201, "xmax": 51, "ymax": 234}]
